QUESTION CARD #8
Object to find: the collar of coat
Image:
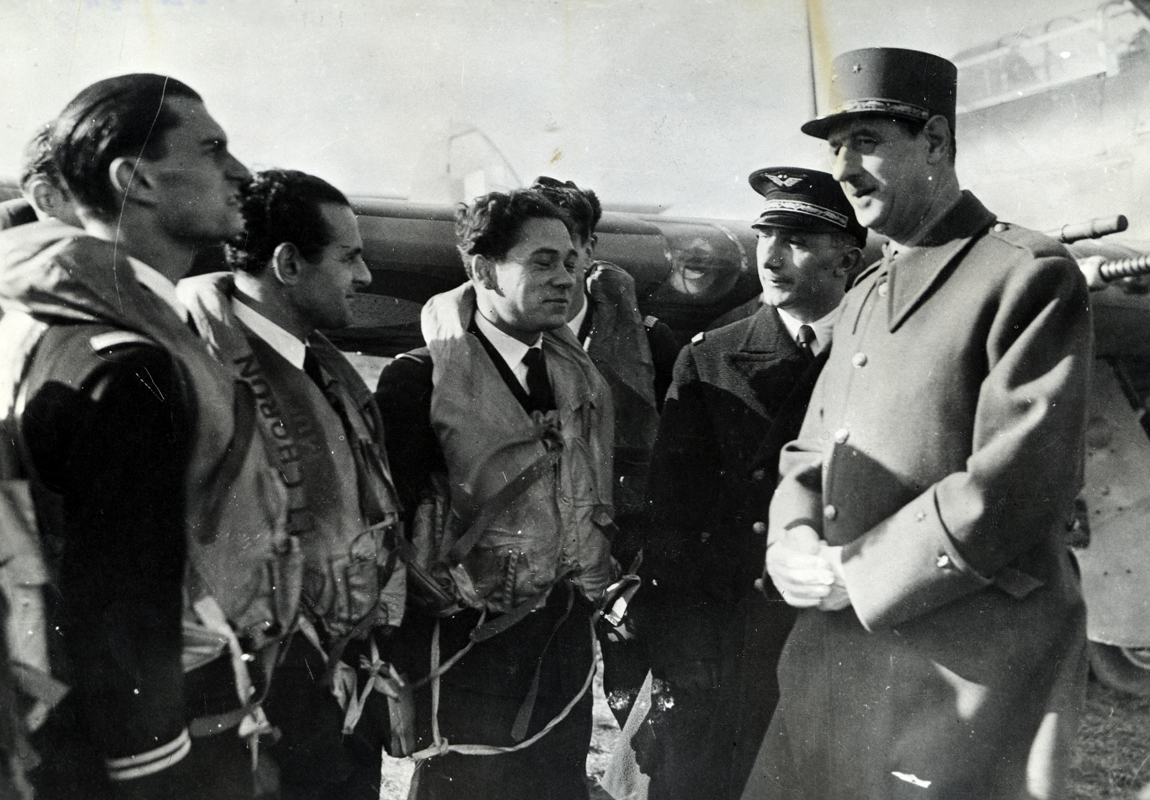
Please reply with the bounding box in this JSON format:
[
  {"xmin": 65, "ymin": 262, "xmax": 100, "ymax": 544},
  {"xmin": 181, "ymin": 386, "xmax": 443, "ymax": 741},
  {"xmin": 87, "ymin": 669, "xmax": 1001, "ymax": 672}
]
[
  {"xmin": 851, "ymin": 191, "xmax": 997, "ymax": 334},
  {"xmin": 421, "ymin": 280, "xmax": 606, "ymax": 407},
  {"xmin": 726, "ymin": 305, "xmax": 805, "ymax": 366}
]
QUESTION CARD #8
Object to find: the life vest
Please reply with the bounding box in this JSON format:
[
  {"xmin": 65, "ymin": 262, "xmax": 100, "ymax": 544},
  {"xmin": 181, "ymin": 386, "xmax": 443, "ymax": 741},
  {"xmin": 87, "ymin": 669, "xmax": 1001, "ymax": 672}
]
[
  {"xmin": 181, "ymin": 281, "xmax": 406, "ymax": 640},
  {"xmin": 0, "ymin": 223, "xmax": 299, "ymax": 645},
  {"xmin": 421, "ymin": 283, "xmax": 616, "ymax": 610},
  {"xmin": 581, "ymin": 262, "xmax": 660, "ymax": 518}
]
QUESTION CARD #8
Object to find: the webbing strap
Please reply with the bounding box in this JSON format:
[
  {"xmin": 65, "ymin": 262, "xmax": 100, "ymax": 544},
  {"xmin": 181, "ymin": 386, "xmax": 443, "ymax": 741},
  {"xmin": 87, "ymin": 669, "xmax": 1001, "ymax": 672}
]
[
  {"xmin": 412, "ymin": 613, "xmax": 597, "ymax": 760},
  {"xmin": 446, "ymin": 449, "xmax": 559, "ymax": 568},
  {"xmin": 409, "ymin": 571, "xmax": 571, "ymax": 691},
  {"xmin": 188, "ymin": 596, "xmax": 275, "ymax": 773},
  {"xmin": 510, "ymin": 586, "xmax": 575, "ymax": 742}
]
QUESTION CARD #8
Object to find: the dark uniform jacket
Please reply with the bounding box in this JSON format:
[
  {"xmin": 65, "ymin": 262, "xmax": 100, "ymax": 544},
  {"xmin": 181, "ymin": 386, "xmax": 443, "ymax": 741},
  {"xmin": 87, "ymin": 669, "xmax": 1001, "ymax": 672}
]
[
  {"xmin": 0, "ymin": 222, "xmax": 291, "ymax": 800},
  {"xmin": 746, "ymin": 192, "xmax": 1092, "ymax": 800},
  {"xmin": 635, "ymin": 306, "xmax": 825, "ymax": 800}
]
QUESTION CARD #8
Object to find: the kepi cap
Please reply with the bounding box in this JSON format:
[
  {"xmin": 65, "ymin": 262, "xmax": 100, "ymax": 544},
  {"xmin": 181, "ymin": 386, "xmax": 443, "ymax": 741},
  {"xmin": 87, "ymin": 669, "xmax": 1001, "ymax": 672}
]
[
  {"xmin": 801, "ymin": 48, "xmax": 957, "ymax": 140},
  {"xmin": 749, "ymin": 166, "xmax": 866, "ymax": 246}
]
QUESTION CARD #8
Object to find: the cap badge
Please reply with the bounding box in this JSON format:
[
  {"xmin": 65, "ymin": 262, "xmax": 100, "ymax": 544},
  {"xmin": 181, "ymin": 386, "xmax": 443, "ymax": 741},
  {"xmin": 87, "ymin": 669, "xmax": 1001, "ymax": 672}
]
[
  {"xmin": 765, "ymin": 174, "xmax": 803, "ymax": 189},
  {"xmin": 851, "ymin": 62, "xmax": 863, "ymax": 73}
]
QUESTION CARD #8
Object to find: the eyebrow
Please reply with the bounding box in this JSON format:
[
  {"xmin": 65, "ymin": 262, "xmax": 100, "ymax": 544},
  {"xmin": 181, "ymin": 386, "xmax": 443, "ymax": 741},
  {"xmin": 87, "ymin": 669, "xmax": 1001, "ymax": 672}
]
[{"xmin": 830, "ymin": 126, "xmax": 883, "ymax": 144}]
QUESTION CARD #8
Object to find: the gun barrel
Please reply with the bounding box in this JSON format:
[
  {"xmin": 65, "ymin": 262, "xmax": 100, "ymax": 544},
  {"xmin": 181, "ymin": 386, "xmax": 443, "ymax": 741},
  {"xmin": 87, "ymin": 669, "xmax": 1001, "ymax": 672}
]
[
  {"xmin": 1047, "ymin": 215, "xmax": 1129, "ymax": 243},
  {"xmin": 1099, "ymin": 254, "xmax": 1150, "ymax": 282}
]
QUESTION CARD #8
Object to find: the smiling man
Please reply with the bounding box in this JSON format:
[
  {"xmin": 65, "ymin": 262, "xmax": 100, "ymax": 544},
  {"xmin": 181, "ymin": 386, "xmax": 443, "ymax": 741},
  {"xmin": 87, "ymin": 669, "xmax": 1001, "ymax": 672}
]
[
  {"xmin": 631, "ymin": 167, "xmax": 862, "ymax": 800},
  {"xmin": 0, "ymin": 75, "xmax": 296, "ymax": 799},
  {"xmin": 178, "ymin": 169, "xmax": 404, "ymax": 800},
  {"xmin": 376, "ymin": 188, "xmax": 615, "ymax": 800},
  {"xmin": 747, "ymin": 48, "xmax": 1093, "ymax": 800}
]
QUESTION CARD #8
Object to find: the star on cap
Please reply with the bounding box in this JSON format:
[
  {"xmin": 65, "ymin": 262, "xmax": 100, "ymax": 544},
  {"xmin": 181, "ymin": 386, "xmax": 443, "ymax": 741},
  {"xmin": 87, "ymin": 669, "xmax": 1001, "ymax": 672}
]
[{"xmin": 851, "ymin": 62, "xmax": 863, "ymax": 73}]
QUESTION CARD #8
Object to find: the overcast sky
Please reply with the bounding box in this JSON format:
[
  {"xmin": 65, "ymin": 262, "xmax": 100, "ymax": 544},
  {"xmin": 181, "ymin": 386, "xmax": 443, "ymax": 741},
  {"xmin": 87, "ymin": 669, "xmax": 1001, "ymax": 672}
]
[{"xmin": 0, "ymin": 0, "xmax": 1088, "ymax": 219}]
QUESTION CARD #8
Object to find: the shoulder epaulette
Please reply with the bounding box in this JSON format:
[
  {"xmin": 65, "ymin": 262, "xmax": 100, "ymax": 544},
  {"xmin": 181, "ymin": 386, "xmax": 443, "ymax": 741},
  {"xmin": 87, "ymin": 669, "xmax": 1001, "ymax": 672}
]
[
  {"xmin": 691, "ymin": 331, "xmax": 706, "ymax": 345},
  {"xmin": 88, "ymin": 330, "xmax": 156, "ymax": 354},
  {"xmin": 643, "ymin": 315, "xmax": 659, "ymax": 329}
]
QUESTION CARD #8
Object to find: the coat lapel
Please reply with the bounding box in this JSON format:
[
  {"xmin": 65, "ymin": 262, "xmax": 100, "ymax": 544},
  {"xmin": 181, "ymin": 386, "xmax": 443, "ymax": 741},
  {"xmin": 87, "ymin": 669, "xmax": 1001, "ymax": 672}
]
[
  {"xmin": 887, "ymin": 192, "xmax": 997, "ymax": 333},
  {"xmin": 725, "ymin": 306, "xmax": 802, "ymax": 379}
]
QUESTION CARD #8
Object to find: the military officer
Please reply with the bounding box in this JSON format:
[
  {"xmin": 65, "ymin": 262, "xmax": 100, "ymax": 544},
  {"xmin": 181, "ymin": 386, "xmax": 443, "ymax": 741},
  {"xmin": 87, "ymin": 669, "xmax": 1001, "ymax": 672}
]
[
  {"xmin": 748, "ymin": 48, "xmax": 1092, "ymax": 800},
  {"xmin": 628, "ymin": 168, "xmax": 863, "ymax": 800}
]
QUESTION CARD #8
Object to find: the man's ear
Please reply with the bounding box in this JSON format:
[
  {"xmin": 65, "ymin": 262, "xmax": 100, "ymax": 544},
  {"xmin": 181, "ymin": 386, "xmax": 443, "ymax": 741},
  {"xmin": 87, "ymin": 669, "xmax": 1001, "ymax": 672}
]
[
  {"xmin": 108, "ymin": 156, "xmax": 150, "ymax": 204},
  {"xmin": 271, "ymin": 241, "xmax": 303, "ymax": 286},
  {"xmin": 923, "ymin": 115, "xmax": 952, "ymax": 165},
  {"xmin": 832, "ymin": 244, "xmax": 864, "ymax": 280},
  {"xmin": 587, "ymin": 233, "xmax": 598, "ymax": 254},
  {"xmin": 472, "ymin": 255, "xmax": 500, "ymax": 292},
  {"xmin": 27, "ymin": 179, "xmax": 62, "ymax": 219}
]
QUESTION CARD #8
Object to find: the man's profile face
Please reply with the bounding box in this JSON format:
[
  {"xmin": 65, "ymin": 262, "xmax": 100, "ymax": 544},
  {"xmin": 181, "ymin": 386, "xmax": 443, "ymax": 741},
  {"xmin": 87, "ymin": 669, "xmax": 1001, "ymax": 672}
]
[
  {"xmin": 755, "ymin": 225, "xmax": 848, "ymax": 322},
  {"xmin": 142, "ymin": 96, "xmax": 250, "ymax": 244},
  {"xmin": 565, "ymin": 233, "xmax": 595, "ymax": 321},
  {"xmin": 480, "ymin": 216, "xmax": 577, "ymax": 341},
  {"xmin": 292, "ymin": 202, "xmax": 371, "ymax": 332},
  {"xmin": 826, "ymin": 116, "xmax": 933, "ymax": 242}
]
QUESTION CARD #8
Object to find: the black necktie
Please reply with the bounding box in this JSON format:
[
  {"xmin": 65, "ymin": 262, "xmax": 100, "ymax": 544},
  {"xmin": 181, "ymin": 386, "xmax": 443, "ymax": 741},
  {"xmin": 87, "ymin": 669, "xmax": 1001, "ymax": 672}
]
[
  {"xmin": 522, "ymin": 347, "xmax": 554, "ymax": 412},
  {"xmin": 303, "ymin": 347, "xmax": 326, "ymax": 390},
  {"xmin": 796, "ymin": 325, "xmax": 816, "ymax": 360}
]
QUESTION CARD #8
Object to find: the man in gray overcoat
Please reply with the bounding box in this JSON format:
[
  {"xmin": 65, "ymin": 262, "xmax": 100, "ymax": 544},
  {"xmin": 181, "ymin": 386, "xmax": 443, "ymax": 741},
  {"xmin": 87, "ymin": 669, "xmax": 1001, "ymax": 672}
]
[{"xmin": 749, "ymin": 48, "xmax": 1092, "ymax": 800}]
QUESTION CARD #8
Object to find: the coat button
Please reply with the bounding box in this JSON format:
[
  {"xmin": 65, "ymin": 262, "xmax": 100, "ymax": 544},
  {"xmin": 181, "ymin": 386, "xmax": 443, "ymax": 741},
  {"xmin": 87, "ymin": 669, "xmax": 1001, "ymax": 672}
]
[
  {"xmin": 852, "ymin": 353, "xmax": 868, "ymax": 368},
  {"xmin": 751, "ymin": 468, "xmax": 766, "ymax": 482},
  {"xmin": 834, "ymin": 428, "xmax": 849, "ymax": 444},
  {"xmin": 877, "ymin": 283, "xmax": 888, "ymax": 297},
  {"xmin": 700, "ymin": 531, "xmax": 711, "ymax": 543},
  {"xmin": 823, "ymin": 504, "xmax": 837, "ymax": 521},
  {"xmin": 936, "ymin": 554, "xmax": 951, "ymax": 569}
]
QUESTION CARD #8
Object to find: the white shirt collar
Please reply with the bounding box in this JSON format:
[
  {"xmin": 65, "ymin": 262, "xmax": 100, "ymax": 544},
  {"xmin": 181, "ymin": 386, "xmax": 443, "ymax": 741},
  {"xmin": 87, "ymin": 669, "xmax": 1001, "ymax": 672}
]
[
  {"xmin": 474, "ymin": 310, "xmax": 541, "ymax": 391},
  {"xmin": 774, "ymin": 303, "xmax": 840, "ymax": 356},
  {"xmin": 127, "ymin": 257, "xmax": 189, "ymax": 322},
  {"xmin": 566, "ymin": 290, "xmax": 591, "ymax": 344},
  {"xmin": 231, "ymin": 298, "xmax": 308, "ymax": 369}
]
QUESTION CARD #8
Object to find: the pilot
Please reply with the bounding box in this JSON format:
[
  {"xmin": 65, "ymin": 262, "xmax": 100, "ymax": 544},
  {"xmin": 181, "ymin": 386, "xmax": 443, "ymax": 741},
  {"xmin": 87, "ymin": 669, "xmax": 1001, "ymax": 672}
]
[
  {"xmin": 630, "ymin": 168, "xmax": 863, "ymax": 800},
  {"xmin": 176, "ymin": 169, "xmax": 405, "ymax": 800},
  {"xmin": 0, "ymin": 74, "xmax": 290, "ymax": 799},
  {"xmin": 376, "ymin": 188, "xmax": 615, "ymax": 800},
  {"xmin": 0, "ymin": 123, "xmax": 81, "ymax": 229},
  {"xmin": 748, "ymin": 47, "xmax": 1092, "ymax": 800},
  {"xmin": 529, "ymin": 175, "xmax": 679, "ymax": 723}
]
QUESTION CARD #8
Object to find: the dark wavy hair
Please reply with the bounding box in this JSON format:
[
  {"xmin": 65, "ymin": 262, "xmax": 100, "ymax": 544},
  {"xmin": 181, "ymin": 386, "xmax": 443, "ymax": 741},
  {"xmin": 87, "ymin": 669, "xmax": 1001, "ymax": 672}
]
[
  {"xmin": 225, "ymin": 169, "xmax": 350, "ymax": 273},
  {"xmin": 455, "ymin": 189, "xmax": 573, "ymax": 278},
  {"xmin": 19, "ymin": 123, "xmax": 65, "ymax": 192},
  {"xmin": 530, "ymin": 176, "xmax": 602, "ymax": 243},
  {"xmin": 50, "ymin": 74, "xmax": 201, "ymax": 219}
]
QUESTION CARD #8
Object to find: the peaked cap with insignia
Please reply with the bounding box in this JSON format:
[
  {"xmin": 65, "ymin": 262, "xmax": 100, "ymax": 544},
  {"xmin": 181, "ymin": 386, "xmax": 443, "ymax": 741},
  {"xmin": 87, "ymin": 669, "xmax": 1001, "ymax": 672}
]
[
  {"xmin": 801, "ymin": 48, "xmax": 957, "ymax": 140},
  {"xmin": 749, "ymin": 166, "xmax": 866, "ymax": 245}
]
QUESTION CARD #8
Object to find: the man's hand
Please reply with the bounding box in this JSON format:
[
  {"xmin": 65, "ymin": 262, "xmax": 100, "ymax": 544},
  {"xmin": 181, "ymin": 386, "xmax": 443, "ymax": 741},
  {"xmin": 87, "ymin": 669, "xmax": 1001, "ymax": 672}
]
[
  {"xmin": 762, "ymin": 524, "xmax": 837, "ymax": 608},
  {"xmin": 817, "ymin": 542, "xmax": 851, "ymax": 611}
]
